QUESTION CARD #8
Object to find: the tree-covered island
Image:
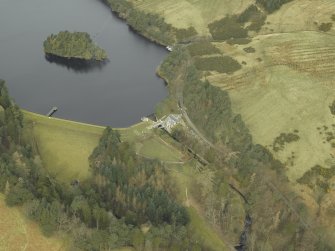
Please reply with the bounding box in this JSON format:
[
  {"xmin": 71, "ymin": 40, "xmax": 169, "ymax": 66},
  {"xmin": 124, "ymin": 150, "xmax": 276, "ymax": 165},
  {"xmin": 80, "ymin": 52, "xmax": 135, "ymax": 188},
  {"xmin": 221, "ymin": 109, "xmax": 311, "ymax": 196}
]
[{"xmin": 43, "ymin": 31, "xmax": 108, "ymax": 61}]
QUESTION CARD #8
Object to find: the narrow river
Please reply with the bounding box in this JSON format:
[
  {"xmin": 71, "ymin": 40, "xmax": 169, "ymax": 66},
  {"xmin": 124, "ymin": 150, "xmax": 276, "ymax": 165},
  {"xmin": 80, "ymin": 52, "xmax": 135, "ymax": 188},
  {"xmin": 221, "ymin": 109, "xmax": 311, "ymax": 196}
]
[{"xmin": 0, "ymin": 0, "xmax": 168, "ymax": 127}]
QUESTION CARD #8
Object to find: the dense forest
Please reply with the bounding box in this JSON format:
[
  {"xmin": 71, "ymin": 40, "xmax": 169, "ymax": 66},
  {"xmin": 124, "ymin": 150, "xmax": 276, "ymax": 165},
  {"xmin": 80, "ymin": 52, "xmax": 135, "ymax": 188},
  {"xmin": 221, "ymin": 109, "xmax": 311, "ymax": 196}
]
[
  {"xmin": 88, "ymin": 127, "xmax": 188, "ymax": 227},
  {"xmin": 43, "ymin": 31, "xmax": 108, "ymax": 61},
  {"xmin": 0, "ymin": 80, "xmax": 207, "ymax": 250}
]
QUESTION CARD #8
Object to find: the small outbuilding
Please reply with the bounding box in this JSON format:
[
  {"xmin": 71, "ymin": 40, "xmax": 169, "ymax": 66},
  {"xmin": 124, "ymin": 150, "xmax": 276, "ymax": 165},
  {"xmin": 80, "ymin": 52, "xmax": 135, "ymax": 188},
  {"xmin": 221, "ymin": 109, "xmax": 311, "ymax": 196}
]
[{"xmin": 161, "ymin": 114, "xmax": 182, "ymax": 132}]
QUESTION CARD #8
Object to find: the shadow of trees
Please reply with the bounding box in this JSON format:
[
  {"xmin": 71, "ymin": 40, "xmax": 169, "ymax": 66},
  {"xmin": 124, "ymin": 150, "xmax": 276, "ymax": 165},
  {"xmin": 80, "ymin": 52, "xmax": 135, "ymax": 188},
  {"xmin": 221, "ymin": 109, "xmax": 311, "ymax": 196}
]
[{"xmin": 45, "ymin": 54, "xmax": 109, "ymax": 73}]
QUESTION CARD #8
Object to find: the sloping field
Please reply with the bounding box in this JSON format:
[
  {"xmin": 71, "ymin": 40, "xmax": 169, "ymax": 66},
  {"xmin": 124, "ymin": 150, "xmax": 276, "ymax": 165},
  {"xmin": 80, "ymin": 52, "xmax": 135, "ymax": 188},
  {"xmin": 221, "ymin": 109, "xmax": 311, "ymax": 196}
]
[
  {"xmin": 130, "ymin": 0, "xmax": 253, "ymax": 35},
  {"xmin": 136, "ymin": 136, "xmax": 184, "ymax": 162},
  {"xmin": 24, "ymin": 111, "xmax": 104, "ymax": 182},
  {"xmin": 261, "ymin": 0, "xmax": 335, "ymax": 34},
  {"xmin": 0, "ymin": 194, "xmax": 64, "ymax": 251},
  {"xmin": 209, "ymin": 31, "xmax": 335, "ymax": 181}
]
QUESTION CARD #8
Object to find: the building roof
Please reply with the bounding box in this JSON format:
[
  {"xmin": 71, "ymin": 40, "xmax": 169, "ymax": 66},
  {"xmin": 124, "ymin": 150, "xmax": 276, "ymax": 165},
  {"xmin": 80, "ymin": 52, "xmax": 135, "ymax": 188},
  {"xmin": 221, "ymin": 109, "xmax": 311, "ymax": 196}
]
[{"xmin": 165, "ymin": 114, "xmax": 181, "ymax": 124}]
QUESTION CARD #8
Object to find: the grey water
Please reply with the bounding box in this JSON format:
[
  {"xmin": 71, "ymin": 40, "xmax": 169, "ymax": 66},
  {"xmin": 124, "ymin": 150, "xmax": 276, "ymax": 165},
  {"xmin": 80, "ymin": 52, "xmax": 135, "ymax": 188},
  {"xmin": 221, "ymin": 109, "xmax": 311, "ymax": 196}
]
[{"xmin": 0, "ymin": 0, "xmax": 168, "ymax": 127}]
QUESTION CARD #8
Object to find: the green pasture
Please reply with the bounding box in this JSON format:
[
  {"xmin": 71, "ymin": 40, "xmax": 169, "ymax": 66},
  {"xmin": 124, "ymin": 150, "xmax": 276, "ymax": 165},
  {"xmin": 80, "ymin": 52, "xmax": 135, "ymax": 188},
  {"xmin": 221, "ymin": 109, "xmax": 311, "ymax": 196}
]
[{"xmin": 24, "ymin": 111, "xmax": 104, "ymax": 182}]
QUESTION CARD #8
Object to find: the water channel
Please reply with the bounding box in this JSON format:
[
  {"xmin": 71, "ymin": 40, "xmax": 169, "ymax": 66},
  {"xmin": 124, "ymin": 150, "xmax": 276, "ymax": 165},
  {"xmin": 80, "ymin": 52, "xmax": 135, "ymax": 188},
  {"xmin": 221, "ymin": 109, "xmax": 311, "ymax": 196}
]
[{"xmin": 0, "ymin": 0, "xmax": 168, "ymax": 127}]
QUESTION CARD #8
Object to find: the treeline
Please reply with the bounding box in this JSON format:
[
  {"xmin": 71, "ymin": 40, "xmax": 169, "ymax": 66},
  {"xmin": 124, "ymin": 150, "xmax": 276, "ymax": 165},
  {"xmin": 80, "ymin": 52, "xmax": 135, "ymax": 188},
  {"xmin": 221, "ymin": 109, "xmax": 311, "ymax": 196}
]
[
  {"xmin": 103, "ymin": 0, "xmax": 175, "ymax": 45},
  {"xmin": 0, "ymin": 80, "xmax": 23, "ymax": 147},
  {"xmin": 256, "ymin": 0, "xmax": 293, "ymax": 13},
  {"xmin": 103, "ymin": 0, "xmax": 198, "ymax": 45},
  {"xmin": 0, "ymin": 80, "xmax": 207, "ymax": 250}
]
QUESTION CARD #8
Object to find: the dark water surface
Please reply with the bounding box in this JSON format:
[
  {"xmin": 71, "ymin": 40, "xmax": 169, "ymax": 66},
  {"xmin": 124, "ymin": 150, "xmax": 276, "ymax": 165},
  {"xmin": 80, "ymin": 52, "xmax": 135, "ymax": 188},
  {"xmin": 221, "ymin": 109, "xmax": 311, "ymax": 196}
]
[{"xmin": 0, "ymin": 0, "xmax": 167, "ymax": 127}]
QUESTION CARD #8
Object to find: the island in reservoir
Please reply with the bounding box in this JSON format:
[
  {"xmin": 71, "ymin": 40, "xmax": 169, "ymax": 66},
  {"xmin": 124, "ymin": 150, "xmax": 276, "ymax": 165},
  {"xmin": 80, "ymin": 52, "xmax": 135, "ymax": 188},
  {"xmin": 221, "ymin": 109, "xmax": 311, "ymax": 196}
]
[{"xmin": 43, "ymin": 31, "xmax": 108, "ymax": 61}]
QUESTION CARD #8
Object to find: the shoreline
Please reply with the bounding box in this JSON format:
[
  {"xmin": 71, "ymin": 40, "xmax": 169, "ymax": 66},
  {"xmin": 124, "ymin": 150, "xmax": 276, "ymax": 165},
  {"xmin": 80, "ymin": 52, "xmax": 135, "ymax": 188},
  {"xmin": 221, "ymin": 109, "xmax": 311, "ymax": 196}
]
[{"xmin": 99, "ymin": 0, "xmax": 175, "ymax": 46}]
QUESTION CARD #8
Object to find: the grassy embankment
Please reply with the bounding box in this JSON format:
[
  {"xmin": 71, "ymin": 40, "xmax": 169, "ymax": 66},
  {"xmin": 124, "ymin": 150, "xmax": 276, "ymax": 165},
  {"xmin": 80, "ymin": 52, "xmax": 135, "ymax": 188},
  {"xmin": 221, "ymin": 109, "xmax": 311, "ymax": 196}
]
[{"xmin": 23, "ymin": 111, "xmax": 104, "ymax": 182}]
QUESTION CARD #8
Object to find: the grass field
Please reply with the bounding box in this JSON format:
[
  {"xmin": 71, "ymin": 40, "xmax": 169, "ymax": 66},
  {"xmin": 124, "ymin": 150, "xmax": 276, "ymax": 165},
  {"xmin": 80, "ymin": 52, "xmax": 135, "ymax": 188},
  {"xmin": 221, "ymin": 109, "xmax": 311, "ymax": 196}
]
[
  {"xmin": 208, "ymin": 31, "xmax": 335, "ymax": 181},
  {"xmin": 135, "ymin": 136, "xmax": 184, "ymax": 162},
  {"xmin": 122, "ymin": 121, "xmax": 185, "ymax": 162},
  {"xmin": 24, "ymin": 111, "xmax": 104, "ymax": 182},
  {"xmin": 0, "ymin": 194, "xmax": 64, "ymax": 251},
  {"xmin": 130, "ymin": 0, "xmax": 253, "ymax": 36}
]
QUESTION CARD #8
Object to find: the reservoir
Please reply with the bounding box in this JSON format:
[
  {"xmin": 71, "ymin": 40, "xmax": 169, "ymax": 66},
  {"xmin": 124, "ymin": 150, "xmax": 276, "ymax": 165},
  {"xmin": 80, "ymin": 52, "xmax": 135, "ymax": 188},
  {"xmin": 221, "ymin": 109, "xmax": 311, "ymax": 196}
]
[{"xmin": 0, "ymin": 0, "xmax": 168, "ymax": 127}]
